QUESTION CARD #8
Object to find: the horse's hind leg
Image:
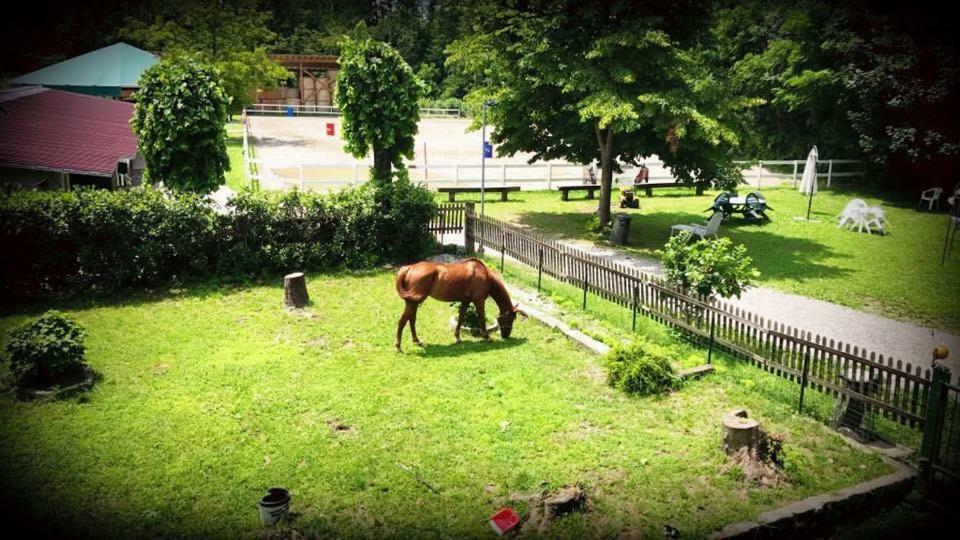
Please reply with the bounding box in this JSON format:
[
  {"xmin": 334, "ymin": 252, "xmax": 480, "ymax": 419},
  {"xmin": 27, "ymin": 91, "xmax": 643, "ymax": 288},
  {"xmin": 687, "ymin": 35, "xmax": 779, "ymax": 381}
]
[
  {"xmin": 397, "ymin": 301, "xmax": 419, "ymax": 351},
  {"xmin": 407, "ymin": 301, "xmax": 424, "ymax": 347},
  {"xmin": 454, "ymin": 301, "xmax": 468, "ymax": 344}
]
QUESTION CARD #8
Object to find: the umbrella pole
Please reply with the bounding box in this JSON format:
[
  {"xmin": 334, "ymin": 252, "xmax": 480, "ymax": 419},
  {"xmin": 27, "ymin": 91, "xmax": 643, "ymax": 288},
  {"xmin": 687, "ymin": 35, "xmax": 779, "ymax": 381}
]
[
  {"xmin": 805, "ymin": 185, "xmax": 814, "ymax": 220},
  {"xmin": 943, "ymin": 216, "xmax": 956, "ymax": 267}
]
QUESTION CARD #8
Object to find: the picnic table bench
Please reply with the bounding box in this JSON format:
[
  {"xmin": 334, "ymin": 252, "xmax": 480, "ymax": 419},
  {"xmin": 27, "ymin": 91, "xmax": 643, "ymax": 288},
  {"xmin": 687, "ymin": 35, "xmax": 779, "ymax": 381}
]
[
  {"xmin": 438, "ymin": 186, "xmax": 521, "ymax": 202},
  {"xmin": 558, "ymin": 184, "xmax": 601, "ymax": 201}
]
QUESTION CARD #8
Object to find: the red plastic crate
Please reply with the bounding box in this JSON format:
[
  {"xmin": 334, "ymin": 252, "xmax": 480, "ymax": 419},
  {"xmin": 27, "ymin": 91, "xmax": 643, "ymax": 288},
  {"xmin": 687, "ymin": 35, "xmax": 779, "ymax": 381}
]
[{"xmin": 488, "ymin": 508, "xmax": 520, "ymax": 535}]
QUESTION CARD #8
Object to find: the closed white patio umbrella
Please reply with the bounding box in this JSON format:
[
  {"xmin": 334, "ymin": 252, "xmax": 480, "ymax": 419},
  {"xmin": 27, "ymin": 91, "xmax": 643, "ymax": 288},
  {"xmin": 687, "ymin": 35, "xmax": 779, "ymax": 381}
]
[{"xmin": 799, "ymin": 145, "xmax": 818, "ymax": 220}]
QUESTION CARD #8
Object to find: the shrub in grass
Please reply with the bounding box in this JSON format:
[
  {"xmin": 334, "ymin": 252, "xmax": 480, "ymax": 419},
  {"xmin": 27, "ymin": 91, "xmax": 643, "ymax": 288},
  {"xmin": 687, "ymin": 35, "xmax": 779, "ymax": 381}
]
[
  {"xmin": 451, "ymin": 303, "xmax": 486, "ymax": 328},
  {"xmin": 604, "ymin": 338, "xmax": 681, "ymax": 396},
  {"xmin": 3, "ymin": 311, "xmax": 87, "ymax": 388},
  {"xmin": 658, "ymin": 232, "xmax": 757, "ymax": 299}
]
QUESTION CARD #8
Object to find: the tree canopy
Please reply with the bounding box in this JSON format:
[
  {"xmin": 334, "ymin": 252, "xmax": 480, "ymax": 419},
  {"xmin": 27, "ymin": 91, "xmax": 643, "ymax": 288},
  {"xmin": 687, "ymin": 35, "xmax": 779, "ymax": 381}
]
[
  {"xmin": 121, "ymin": 0, "xmax": 288, "ymax": 113},
  {"xmin": 132, "ymin": 58, "xmax": 231, "ymax": 194},
  {"xmin": 447, "ymin": 1, "xmax": 744, "ymax": 225},
  {"xmin": 337, "ymin": 24, "xmax": 423, "ymax": 184}
]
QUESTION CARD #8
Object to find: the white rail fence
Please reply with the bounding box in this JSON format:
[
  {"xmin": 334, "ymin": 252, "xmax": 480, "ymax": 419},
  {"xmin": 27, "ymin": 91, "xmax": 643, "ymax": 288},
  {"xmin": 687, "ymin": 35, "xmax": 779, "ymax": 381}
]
[
  {"xmin": 244, "ymin": 103, "xmax": 463, "ymax": 118},
  {"xmin": 242, "ymin": 122, "xmax": 863, "ymax": 191}
]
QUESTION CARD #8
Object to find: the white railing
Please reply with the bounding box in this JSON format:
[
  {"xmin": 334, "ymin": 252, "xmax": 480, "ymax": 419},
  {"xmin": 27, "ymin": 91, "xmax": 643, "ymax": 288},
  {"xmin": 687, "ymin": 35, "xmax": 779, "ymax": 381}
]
[
  {"xmin": 244, "ymin": 103, "xmax": 463, "ymax": 118},
  {"xmin": 243, "ymin": 153, "xmax": 863, "ymax": 192}
]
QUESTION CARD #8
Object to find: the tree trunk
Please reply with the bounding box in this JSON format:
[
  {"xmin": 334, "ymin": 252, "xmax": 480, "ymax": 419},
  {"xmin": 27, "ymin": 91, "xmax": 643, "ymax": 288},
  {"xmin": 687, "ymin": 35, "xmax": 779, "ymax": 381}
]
[
  {"xmin": 595, "ymin": 125, "xmax": 615, "ymax": 226},
  {"xmin": 695, "ymin": 182, "xmax": 705, "ymax": 196},
  {"xmin": 372, "ymin": 144, "xmax": 392, "ymax": 184},
  {"xmin": 283, "ymin": 272, "xmax": 310, "ymax": 308}
]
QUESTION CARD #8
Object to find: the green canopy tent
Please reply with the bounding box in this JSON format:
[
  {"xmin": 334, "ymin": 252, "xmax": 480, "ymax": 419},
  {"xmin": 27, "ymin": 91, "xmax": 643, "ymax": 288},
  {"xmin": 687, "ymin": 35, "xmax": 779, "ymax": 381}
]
[{"xmin": 10, "ymin": 43, "xmax": 158, "ymax": 98}]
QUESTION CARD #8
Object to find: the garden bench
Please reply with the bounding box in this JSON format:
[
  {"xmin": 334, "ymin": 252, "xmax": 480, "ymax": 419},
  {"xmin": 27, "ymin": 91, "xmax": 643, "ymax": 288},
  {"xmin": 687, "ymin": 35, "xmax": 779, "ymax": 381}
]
[
  {"xmin": 438, "ymin": 186, "xmax": 521, "ymax": 202},
  {"xmin": 558, "ymin": 185, "xmax": 601, "ymax": 201}
]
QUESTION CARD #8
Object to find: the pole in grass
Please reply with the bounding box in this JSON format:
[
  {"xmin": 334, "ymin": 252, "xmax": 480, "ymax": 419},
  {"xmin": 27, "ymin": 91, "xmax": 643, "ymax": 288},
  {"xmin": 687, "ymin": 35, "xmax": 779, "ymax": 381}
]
[
  {"xmin": 480, "ymin": 99, "xmax": 496, "ymax": 219},
  {"xmin": 798, "ymin": 353, "xmax": 811, "ymax": 414},
  {"xmin": 500, "ymin": 230, "xmax": 506, "ymax": 273},
  {"xmin": 707, "ymin": 314, "xmax": 716, "ymax": 364},
  {"xmin": 632, "ymin": 284, "xmax": 639, "ymax": 331},
  {"xmin": 537, "ymin": 248, "xmax": 543, "ymax": 293},
  {"xmin": 582, "ymin": 273, "xmax": 588, "ymax": 310}
]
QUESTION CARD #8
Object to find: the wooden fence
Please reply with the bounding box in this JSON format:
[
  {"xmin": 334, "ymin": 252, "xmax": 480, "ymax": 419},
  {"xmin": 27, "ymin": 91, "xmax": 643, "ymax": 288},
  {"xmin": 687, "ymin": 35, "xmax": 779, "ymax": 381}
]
[{"xmin": 454, "ymin": 208, "xmax": 933, "ymax": 429}]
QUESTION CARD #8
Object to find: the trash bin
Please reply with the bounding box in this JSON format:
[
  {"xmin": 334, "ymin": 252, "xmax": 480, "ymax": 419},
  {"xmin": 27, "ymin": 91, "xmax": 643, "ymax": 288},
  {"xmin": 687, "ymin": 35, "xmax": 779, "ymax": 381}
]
[
  {"xmin": 326, "ymin": 123, "xmax": 335, "ymax": 136},
  {"xmin": 610, "ymin": 213, "xmax": 632, "ymax": 245},
  {"xmin": 286, "ymin": 106, "xmax": 294, "ymax": 117}
]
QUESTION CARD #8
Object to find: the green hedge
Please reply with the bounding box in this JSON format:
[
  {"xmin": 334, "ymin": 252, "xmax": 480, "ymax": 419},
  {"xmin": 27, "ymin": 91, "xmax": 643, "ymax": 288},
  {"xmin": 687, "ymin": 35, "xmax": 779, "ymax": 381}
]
[{"xmin": 0, "ymin": 181, "xmax": 437, "ymax": 298}]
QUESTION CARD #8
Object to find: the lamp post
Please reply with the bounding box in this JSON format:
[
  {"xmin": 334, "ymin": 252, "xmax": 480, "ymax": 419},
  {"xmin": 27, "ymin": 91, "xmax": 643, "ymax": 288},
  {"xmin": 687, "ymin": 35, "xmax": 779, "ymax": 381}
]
[{"xmin": 481, "ymin": 99, "xmax": 496, "ymax": 218}]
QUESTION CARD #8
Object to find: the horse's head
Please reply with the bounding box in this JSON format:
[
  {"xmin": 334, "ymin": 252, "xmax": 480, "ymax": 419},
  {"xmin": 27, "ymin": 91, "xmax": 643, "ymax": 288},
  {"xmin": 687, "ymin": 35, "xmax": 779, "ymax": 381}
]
[{"xmin": 497, "ymin": 304, "xmax": 528, "ymax": 339}]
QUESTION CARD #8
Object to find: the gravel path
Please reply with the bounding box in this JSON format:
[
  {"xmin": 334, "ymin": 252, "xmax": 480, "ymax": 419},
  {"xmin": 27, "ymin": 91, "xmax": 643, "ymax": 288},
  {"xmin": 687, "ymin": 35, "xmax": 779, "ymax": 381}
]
[{"xmin": 560, "ymin": 238, "xmax": 960, "ymax": 379}]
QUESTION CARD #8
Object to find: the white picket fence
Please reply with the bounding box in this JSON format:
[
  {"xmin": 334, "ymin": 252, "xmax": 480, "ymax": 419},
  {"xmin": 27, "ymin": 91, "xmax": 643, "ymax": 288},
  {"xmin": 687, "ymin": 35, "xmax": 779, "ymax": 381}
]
[
  {"xmin": 241, "ymin": 120, "xmax": 863, "ymax": 191},
  {"xmin": 244, "ymin": 103, "xmax": 463, "ymax": 118}
]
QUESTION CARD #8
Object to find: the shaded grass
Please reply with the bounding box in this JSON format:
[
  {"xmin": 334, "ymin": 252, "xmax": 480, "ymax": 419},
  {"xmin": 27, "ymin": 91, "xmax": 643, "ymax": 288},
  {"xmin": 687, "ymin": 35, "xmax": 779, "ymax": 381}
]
[
  {"xmin": 0, "ymin": 272, "xmax": 892, "ymax": 538},
  {"xmin": 225, "ymin": 121, "xmax": 247, "ymax": 191},
  {"xmin": 446, "ymin": 185, "xmax": 960, "ymax": 331}
]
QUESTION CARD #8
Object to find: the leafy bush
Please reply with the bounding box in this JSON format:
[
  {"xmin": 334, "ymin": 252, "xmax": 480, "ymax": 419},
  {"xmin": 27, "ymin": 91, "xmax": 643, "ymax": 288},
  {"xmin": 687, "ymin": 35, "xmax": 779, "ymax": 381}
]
[
  {"xmin": 451, "ymin": 303, "xmax": 486, "ymax": 328},
  {"xmin": 585, "ymin": 214, "xmax": 612, "ymax": 237},
  {"xmin": 604, "ymin": 339, "xmax": 681, "ymax": 396},
  {"xmin": 658, "ymin": 232, "xmax": 758, "ymax": 299},
  {"xmin": 3, "ymin": 311, "xmax": 86, "ymax": 386},
  {"xmin": 132, "ymin": 58, "xmax": 231, "ymax": 194},
  {"xmin": 0, "ymin": 184, "xmax": 437, "ymax": 298}
]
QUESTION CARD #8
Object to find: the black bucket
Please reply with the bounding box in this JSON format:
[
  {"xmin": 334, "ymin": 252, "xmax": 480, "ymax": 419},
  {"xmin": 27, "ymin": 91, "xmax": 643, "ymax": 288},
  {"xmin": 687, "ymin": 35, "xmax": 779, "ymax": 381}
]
[{"xmin": 258, "ymin": 487, "xmax": 291, "ymax": 527}]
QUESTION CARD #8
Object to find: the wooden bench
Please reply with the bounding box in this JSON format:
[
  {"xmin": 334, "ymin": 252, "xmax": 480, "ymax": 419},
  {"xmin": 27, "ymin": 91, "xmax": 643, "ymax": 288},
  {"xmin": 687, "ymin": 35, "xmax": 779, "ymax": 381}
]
[
  {"xmin": 632, "ymin": 182, "xmax": 680, "ymax": 196},
  {"xmin": 438, "ymin": 186, "xmax": 521, "ymax": 202},
  {"xmin": 558, "ymin": 184, "xmax": 601, "ymax": 201}
]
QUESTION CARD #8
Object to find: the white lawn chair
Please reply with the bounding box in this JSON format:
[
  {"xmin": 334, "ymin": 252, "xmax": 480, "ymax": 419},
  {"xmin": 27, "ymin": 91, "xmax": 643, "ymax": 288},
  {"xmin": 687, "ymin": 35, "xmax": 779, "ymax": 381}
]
[
  {"xmin": 864, "ymin": 206, "xmax": 889, "ymax": 234},
  {"xmin": 671, "ymin": 211, "xmax": 723, "ymax": 241},
  {"xmin": 837, "ymin": 199, "xmax": 868, "ymax": 229},
  {"xmin": 919, "ymin": 188, "xmax": 943, "ymax": 211}
]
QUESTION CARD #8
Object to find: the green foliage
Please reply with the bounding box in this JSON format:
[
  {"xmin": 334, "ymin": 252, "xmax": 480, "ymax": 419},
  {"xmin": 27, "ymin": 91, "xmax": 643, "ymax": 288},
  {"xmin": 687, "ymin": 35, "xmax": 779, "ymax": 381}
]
[
  {"xmin": 451, "ymin": 303, "xmax": 486, "ymax": 328},
  {"xmin": 121, "ymin": 0, "xmax": 288, "ymax": 114},
  {"xmin": 604, "ymin": 338, "xmax": 681, "ymax": 396},
  {"xmin": 658, "ymin": 232, "xmax": 758, "ymax": 299},
  {"xmin": 132, "ymin": 58, "xmax": 231, "ymax": 194},
  {"xmin": 0, "ymin": 184, "xmax": 437, "ymax": 298},
  {"xmin": 585, "ymin": 214, "xmax": 612, "ymax": 237},
  {"xmin": 337, "ymin": 23, "xmax": 424, "ymax": 184},
  {"xmin": 3, "ymin": 311, "xmax": 86, "ymax": 386}
]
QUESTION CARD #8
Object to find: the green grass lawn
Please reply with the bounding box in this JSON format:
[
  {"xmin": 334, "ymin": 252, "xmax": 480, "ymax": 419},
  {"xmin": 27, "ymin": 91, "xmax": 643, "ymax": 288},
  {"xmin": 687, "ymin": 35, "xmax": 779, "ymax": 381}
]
[
  {"xmin": 0, "ymin": 272, "xmax": 893, "ymax": 538},
  {"xmin": 225, "ymin": 121, "xmax": 247, "ymax": 191},
  {"xmin": 443, "ymin": 185, "xmax": 960, "ymax": 331}
]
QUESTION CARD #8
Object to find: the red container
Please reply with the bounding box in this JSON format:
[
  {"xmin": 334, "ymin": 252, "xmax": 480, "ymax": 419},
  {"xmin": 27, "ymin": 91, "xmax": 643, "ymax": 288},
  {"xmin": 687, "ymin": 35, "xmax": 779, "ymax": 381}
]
[
  {"xmin": 326, "ymin": 123, "xmax": 335, "ymax": 136},
  {"xmin": 488, "ymin": 508, "xmax": 520, "ymax": 535}
]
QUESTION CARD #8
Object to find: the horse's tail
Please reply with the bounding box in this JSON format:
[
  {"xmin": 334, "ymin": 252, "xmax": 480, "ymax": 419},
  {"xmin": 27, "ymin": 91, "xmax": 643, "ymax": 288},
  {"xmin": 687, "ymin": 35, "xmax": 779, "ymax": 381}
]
[{"xmin": 395, "ymin": 265, "xmax": 427, "ymax": 302}]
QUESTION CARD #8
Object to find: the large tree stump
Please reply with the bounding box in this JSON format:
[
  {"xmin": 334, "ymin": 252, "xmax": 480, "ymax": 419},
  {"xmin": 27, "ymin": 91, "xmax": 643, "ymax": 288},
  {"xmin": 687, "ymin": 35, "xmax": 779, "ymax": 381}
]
[
  {"xmin": 722, "ymin": 409, "xmax": 761, "ymax": 454},
  {"xmin": 283, "ymin": 272, "xmax": 309, "ymax": 309}
]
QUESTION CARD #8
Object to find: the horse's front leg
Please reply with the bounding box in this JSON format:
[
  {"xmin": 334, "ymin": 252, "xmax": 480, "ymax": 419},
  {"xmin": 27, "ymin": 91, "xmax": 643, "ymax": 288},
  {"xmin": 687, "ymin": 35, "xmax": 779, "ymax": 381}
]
[
  {"xmin": 407, "ymin": 300, "xmax": 424, "ymax": 347},
  {"xmin": 395, "ymin": 308, "xmax": 410, "ymax": 352},
  {"xmin": 474, "ymin": 299, "xmax": 490, "ymax": 340},
  {"xmin": 454, "ymin": 301, "xmax": 468, "ymax": 344}
]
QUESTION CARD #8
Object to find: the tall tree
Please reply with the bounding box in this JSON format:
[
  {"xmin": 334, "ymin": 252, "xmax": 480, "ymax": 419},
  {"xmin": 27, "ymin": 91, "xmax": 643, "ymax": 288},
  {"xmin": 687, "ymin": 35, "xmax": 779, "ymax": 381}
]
[
  {"xmin": 337, "ymin": 24, "xmax": 424, "ymax": 184},
  {"xmin": 447, "ymin": 1, "xmax": 743, "ymax": 226},
  {"xmin": 121, "ymin": 0, "xmax": 288, "ymax": 113},
  {"xmin": 132, "ymin": 58, "xmax": 231, "ymax": 194}
]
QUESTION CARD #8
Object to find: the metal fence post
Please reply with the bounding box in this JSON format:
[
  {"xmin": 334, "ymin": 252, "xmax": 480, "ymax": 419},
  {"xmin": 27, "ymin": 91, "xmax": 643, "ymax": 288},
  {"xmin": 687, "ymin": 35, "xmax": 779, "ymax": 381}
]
[
  {"xmin": 920, "ymin": 364, "xmax": 951, "ymax": 493},
  {"xmin": 537, "ymin": 248, "xmax": 544, "ymax": 293},
  {"xmin": 707, "ymin": 313, "xmax": 716, "ymax": 364},
  {"xmin": 500, "ymin": 229, "xmax": 506, "ymax": 273},
  {"xmin": 798, "ymin": 352, "xmax": 811, "ymax": 414},
  {"xmin": 632, "ymin": 284, "xmax": 639, "ymax": 331},
  {"xmin": 464, "ymin": 202, "xmax": 476, "ymax": 254},
  {"xmin": 582, "ymin": 269, "xmax": 588, "ymax": 310}
]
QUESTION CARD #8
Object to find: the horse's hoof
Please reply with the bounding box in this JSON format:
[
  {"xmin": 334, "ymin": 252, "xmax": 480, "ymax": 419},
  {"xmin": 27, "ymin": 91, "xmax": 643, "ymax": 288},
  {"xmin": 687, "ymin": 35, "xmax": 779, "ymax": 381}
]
[
  {"xmin": 395, "ymin": 345, "xmax": 402, "ymax": 353},
  {"xmin": 413, "ymin": 340, "xmax": 424, "ymax": 348}
]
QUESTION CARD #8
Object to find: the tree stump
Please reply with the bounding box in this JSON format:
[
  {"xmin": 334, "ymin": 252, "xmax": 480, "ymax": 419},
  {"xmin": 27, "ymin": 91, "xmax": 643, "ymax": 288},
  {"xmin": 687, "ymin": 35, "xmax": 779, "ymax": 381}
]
[
  {"xmin": 283, "ymin": 272, "xmax": 309, "ymax": 309},
  {"xmin": 722, "ymin": 409, "xmax": 761, "ymax": 454}
]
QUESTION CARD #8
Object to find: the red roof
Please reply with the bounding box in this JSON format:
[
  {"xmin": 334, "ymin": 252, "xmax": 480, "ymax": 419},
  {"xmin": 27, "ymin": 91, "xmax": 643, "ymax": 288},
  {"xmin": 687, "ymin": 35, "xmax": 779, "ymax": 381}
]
[{"xmin": 0, "ymin": 87, "xmax": 137, "ymax": 176}]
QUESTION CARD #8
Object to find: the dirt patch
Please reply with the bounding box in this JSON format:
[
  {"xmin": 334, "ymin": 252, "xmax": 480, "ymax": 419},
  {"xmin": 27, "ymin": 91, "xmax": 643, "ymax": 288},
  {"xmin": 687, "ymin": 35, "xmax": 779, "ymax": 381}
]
[
  {"xmin": 521, "ymin": 485, "xmax": 588, "ymax": 534},
  {"xmin": 581, "ymin": 364, "xmax": 606, "ymax": 384},
  {"xmin": 302, "ymin": 336, "xmax": 326, "ymax": 348},
  {"xmin": 327, "ymin": 419, "xmax": 357, "ymax": 435},
  {"xmin": 567, "ymin": 420, "xmax": 606, "ymax": 441}
]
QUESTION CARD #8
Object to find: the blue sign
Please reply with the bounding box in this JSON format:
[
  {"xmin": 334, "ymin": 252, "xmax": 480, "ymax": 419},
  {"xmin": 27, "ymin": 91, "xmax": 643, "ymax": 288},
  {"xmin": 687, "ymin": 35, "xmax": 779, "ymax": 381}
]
[{"xmin": 483, "ymin": 141, "xmax": 493, "ymax": 159}]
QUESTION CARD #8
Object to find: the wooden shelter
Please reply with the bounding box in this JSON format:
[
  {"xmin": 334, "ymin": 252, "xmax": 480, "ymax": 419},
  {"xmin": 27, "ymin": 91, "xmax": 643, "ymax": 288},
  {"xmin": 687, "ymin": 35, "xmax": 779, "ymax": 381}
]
[{"xmin": 256, "ymin": 54, "xmax": 340, "ymax": 107}]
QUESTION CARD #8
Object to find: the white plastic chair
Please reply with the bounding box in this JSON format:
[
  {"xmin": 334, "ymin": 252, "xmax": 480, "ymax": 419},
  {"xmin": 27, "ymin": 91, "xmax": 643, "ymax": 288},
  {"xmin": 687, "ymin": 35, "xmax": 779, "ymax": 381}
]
[
  {"xmin": 919, "ymin": 188, "xmax": 942, "ymax": 211},
  {"xmin": 671, "ymin": 211, "xmax": 723, "ymax": 240},
  {"xmin": 864, "ymin": 206, "xmax": 889, "ymax": 234},
  {"xmin": 837, "ymin": 199, "xmax": 868, "ymax": 229}
]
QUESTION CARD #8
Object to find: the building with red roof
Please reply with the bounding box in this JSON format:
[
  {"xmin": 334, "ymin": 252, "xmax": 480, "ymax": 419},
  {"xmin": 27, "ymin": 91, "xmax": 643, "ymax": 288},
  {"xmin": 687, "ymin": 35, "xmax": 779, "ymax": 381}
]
[{"xmin": 0, "ymin": 86, "xmax": 143, "ymax": 190}]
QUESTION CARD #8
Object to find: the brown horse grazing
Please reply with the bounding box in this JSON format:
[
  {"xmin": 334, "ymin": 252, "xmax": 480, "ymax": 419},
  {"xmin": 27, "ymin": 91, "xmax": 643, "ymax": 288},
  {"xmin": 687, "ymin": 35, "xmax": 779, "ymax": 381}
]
[{"xmin": 394, "ymin": 258, "xmax": 526, "ymax": 351}]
